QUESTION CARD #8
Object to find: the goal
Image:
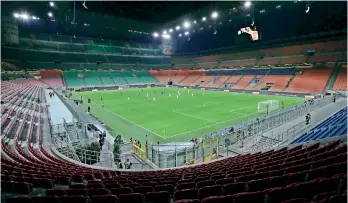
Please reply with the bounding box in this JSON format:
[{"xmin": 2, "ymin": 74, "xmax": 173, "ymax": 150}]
[{"xmin": 258, "ymin": 100, "xmax": 280, "ymax": 113}]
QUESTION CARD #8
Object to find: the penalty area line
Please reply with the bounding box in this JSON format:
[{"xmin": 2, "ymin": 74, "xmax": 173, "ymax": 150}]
[{"xmin": 88, "ymin": 99, "xmax": 166, "ymax": 139}]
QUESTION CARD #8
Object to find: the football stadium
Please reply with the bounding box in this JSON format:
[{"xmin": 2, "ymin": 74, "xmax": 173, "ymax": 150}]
[{"xmin": 1, "ymin": 1, "xmax": 347, "ymax": 203}]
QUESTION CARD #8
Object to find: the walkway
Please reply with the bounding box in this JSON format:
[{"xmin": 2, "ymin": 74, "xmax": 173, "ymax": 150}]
[
  {"xmin": 229, "ymin": 97, "xmax": 347, "ymax": 153},
  {"xmin": 46, "ymin": 89, "xmax": 74, "ymax": 125}
]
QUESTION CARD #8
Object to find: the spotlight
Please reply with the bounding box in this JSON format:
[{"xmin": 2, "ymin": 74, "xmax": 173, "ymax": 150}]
[
  {"xmin": 13, "ymin": 13, "xmax": 20, "ymax": 18},
  {"xmin": 202, "ymin": 17, "xmax": 206, "ymax": 21},
  {"xmin": 82, "ymin": 1, "xmax": 88, "ymax": 9},
  {"xmin": 48, "ymin": 12, "xmax": 53, "ymax": 17},
  {"xmin": 163, "ymin": 30, "xmax": 167, "ymax": 34},
  {"xmin": 169, "ymin": 29, "xmax": 173, "ymax": 32},
  {"xmin": 179, "ymin": 33, "xmax": 182, "ymax": 37},
  {"xmin": 244, "ymin": 1, "xmax": 252, "ymax": 8},
  {"xmin": 162, "ymin": 34, "xmax": 171, "ymax": 39},
  {"xmin": 183, "ymin": 21, "xmax": 190, "ymax": 29},
  {"xmin": 32, "ymin": 16, "xmax": 37, "ymax": 20},
  {"xmin": 20, "ymin": 13, "xmax": 29, "ymax": 20},
  {"xmin": 211, "ymin": 11, "xmax": 218, "ymax": 19},
  {"xmin": 153, "ymin": 32, "xmax": 159, "ymax": 38},
  {"xmin": 193, "ymin": 20, "xmax": 197, "ymax": 24},
  {"xmin": 184, "ymin": 31, "xmax": 189, "ymax": 36},
  {"xmin": 305, "ymin": 6, "xmax": 310, "ymax": 13},
  {"xmin": 49, "ymin": 2, "xmax": 55, "ymax": 7},
  {"xmin": 175, "ymin": 26, "xmax": 181, "ymax": 30}
]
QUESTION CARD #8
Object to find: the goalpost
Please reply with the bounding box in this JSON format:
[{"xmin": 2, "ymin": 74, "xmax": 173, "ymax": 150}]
[{"xmin": 258, "ymin": 100, "xmax": 281, "ymax": 114}]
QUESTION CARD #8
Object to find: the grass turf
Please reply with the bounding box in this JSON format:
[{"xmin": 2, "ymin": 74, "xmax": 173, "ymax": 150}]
[{"xmin": 73, "ymin": 87, "xmax": 305, "ymax": 145}]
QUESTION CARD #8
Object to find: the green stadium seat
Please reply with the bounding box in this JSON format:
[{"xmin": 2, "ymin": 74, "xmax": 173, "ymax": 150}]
[
  {"xmin": 84, "ymin": 71, "xmax": 102, "ymax": 86},
  {"xmin": 104, "ymin": 46, "xmax": 124, "ymax": 54},
  {"xmin": 84, "ymin": 45, "xmax": 104, "ymax": 53},
  {"xmin": 109, "ymin": 72, "xmax": 128, "ymax": 84},
  {"xmin": 64, "ymin": 71, "xmax": 85, "ymax": 87},
  {"xmin": 122, "ymin": 71, "xmax": 143, "ymax": 84},
  {"xmin": 98, "ymin": 72, "xmax": 115, "ymax": 85},
  {"xmin": 93, "ymin": 39, "xmax": 110, "ymax": 46},
  {"xmin": 137, "ymin": 71, "xmax": 157, "ymax": 83}
]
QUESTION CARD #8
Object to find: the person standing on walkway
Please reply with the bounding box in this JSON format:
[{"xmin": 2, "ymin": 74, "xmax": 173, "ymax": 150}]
[{"xmin": 124, "ymin": 158, "xmax": 132, "ymax": 169}]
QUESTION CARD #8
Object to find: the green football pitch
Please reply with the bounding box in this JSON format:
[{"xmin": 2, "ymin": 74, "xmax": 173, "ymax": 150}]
[{"xmin": 73, "ymin": 87, "xmax": 305, "ymax": 145}]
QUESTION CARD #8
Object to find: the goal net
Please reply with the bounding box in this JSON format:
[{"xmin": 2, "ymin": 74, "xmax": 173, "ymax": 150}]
[{"xmin": 258, "ymin": 100, "xmax": 280, "ymax": 113}]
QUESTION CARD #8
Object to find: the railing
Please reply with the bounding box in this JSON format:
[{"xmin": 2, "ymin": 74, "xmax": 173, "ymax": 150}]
[{"xmin": 146, "ymin": 96, "xmax": 334, "ymax": 168}]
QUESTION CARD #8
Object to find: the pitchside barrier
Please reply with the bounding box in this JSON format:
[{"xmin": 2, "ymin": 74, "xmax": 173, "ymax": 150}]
[{"xmin": 143, "ymin": 96, "xmax": 334, "ymax": 168}]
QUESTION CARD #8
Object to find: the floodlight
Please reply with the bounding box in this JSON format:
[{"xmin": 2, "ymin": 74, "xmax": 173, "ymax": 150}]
[
  {"xmin": 49, "ymin": 2, "xmax": 55, "ymax": 7},
  {"xmin": 169, "ymin": 29, "xmax": 173, "ymax": 32},
  {"xmin": 153, "ymin": 32, "xmax": 159, "ymax": 38},
  {"xmin": 202, "ymin": 17, "xmax": 206, "ymax": 21},
  {"xmin": 183, "ymin": 21, "xmax": 190, "ymax": 29},
  {"xmin": 179, "ymin": 33, "xmax": 182, "ymax": 37},
  {"xmin": 193, "ymin": 20, "xmax": 197, "ymax": 24},
  {"xmin": 211, "ymin": 11, "xmax": 218, "ymax": 19},
  {"xmin": 163, "ymin": 30, "xmax": 167, "ymax": 34},
  {"xmin": 175, "ymin": 26, "xmax": 181, "ymax": 30},
  {"xmin": 13, "ymin": 13, "xmax": 20, "ymax": 18},
  {"xmin": 21, "ymin": 13, "xmax": 29, "ymax": 20},
  {"xmin": 32, "ymin": 16, "xmax": 37, "ymax": 20},
  {"xmin": 305, "ymin": 6, "xmax": 310, "ymax": 13},
  {"xmin": 162, "ymin": 34, "xmax": 171, "ymax": 39},
  {"xmin": 184, "ymin": 31, "xmax": 189, "ymax": 36},
  {"xmin": 244, "ymin": 1, "xmax": 252, "ymax": 8},
  {"xmin": 48, "ymin": 12, "xmax": 53, "ymax": 17}
]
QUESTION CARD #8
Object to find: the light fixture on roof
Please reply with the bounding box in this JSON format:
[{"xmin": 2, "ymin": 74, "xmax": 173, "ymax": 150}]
[
  {"xmin": 162, "ymin": 34, "xmax": 171, "ymax": 39},
  {"xmin": 175, "ymin": 26, "xmax": 181, "ymax": 30},
  {"xmin": 276, "ymin": 5, "xmax": 281, "ymax": 9},
  {"xmin": 82, "ymin": 0, "xmax": 88, "ymax": 9},
  {"xmin": 305, "ymin": 6, "xmax": 310, "ymax": 13},
  {"xmin": 13, "ymin": 13, "xmax": 20, "ymax": 18},
  {"xmin": 202, "ymin": 16, "xmax": 206, "ymax": 21},
  {"xmin": 184, "ymin": 31, "xmax": 189, "ymax": 36},
  {"xmin": 49, "ymin": 2, "xmax": 55, "ymax": 7},
  {"xmin": 48, "ymin": 12, "xmax": 53, "ymax": 17},
  {"xmin": 211, "ymin": 11, "xmax": 218, "ymax": 19},
  {"xmin": 153, "ymin": 32, "xmax": 159, "ymax": 38},
  {"xmin": 244, "ymin": 1, "xmax": 252, "ymax": 8},
  {"xmin": 169, "ymin": 29, "xmax": 173, "ymax": 32},
  {"xmin": 183, "ymin": 21, "xmax": 190, "ymax": 29},
  {"xmin": 20, "ymin": 13, "xmax": 29, "ymax": 20}
]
